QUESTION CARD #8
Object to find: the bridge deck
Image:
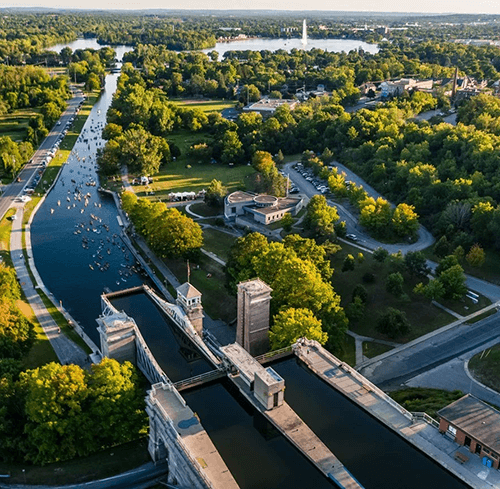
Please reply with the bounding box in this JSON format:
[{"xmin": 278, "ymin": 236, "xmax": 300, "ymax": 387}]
[
  {"xmin": 154, "ymin": 386, "xmax": 239, "ymax": 489},
  {"xmin": 229, "ymin": 374, "xmax": 364, "ymax": 489}
]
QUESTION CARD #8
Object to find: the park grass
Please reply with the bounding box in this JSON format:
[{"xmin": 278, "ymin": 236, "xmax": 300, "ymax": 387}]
[
  {"xmin": 189, "ymin": 202, "xmax": 222, "ymax": 217},
  {"xmin": 202, "ymin": 227, "xmax": 236, "ymax": 262},
  {"xmin": 332, "ymin": 243, "xmax": 455, "ymax": 342},
  {"xmin": 338, "ymin": 333, "xmax": 356, "ymax": 367},
  {"xmin": 363, "ymin": 341, "xmax": 394, "ymax": 359},
  {"xmin": 389, "ymin": 387, "xmax": 464, "ymax": 419},
  {"xmin": 134, "ymin": 158, "xmax": 254, "ymax": 200},
  {"xmin": 170, "ymin": 99, "xmax": 236, "ymax": 114},
  {"xmin": 17, "ymin": 299, "xmax": 58, "ymax": 369},
  {"xmin": 0, "ymin": 208, "xmax": 15, "ymax": 254},
  {"xmin": 469, "ymin": 343, "xmax": 500, "ymax": 392},
  {"xmin": 0, "ymin": 107, "xmax": 40, "ymax": 142},
  {"xmin": 0, "ymin": 437, "xmax": 150, "ymax": 485},
  {"xmin": 466, "ymin": 308, "xmax": 498, "ymax": 324},
  {"xmin": 440, "ymin": 294, "xmax": 491, "ymax": 317},
  {"xmin": 164, "ymin": 254, "xmax": 236, "ymax": 324}
]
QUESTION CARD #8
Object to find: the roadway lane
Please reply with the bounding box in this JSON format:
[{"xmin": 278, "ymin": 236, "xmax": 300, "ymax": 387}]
[
  {"xmin": 0, "ymin": 88, "xmax": 84, "ymax": 221},
  {"xmin": 358, "ymin": 310, "xmax": 500, "ymax": 389},
  {"xmin": 284, "ymin": 161, "xmax": 435, "ymax": 254}
]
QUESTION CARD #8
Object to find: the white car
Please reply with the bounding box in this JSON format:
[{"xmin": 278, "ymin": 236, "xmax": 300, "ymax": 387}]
[{"xmin": 346, "ymin": 234, "xmax": 358, "ymax": 241}]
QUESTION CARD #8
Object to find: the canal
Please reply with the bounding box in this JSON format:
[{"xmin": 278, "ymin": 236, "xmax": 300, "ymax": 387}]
[{"xmin": 30, "ymin": 40, "xmax": 472, "ymax": 489}]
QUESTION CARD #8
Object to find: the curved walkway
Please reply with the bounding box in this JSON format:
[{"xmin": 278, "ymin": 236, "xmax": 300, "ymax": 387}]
[{"xmin": 10, "ymin": 204, "xmax": 88, "ymax": 367}]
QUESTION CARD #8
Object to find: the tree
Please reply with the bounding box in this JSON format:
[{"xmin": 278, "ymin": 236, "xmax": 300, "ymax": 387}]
[
  {"xmin": 346, "ymin": 296, "xmax": 365, "ymax": 322},
  {"xmin": 439, "ymin": 264, "xmax": 467, "ymax": 300},
  {"xmin": 435, "ymin": 254, "xmax": 459, "ymax": 276},
  {"xmin": 404, "ymin": 251, "xmax": 430, "ymax": 277},
  {"xmin": 304, "ymin": 194, "xmax": 338, "ymax": 236},
  {"xmin": 466, "ymin": 244, "xmax": 486, "ymax": 268},
  {"xmin": 352, "ymin": 284, "xmax": 368, "ymax": 303},
  {"xmin": 342, "ymin": 254, "xmax": 355, "ymax": 272},
  {"xmin": 433, "ymin": 235, "xmax": 450, "ymax": 258},
  {"xmin": 392, "ymin": 203, "xmax": 420, "ymax": 237},
  {"xmin": 386, "ymin": 272, "xmax": 404, "ymax": 297},
  {"xmin": 376, "ymin": 307, "xmax": 410, "ymax": 339},
  {"xmin": 220, "ymin": 130, "xmax": 243, "ymax": 165},
  {"xmin": 269, "ymin": 307, "xmax": 327, "ymax": 349},
  {"xmin": 205, "ymin": 179, "xmax": 227, "ymax": 208},
  {"xmin": 281, "ymin": 213, "xmax": 294, "ymax": 232},
  {"xmin": 414, "ymin": 279, "xmax": 445, "ymax": 301},
  {"xmin": 118, "ymin": 125, "xmax": 170, "ymax": 175},
  {"xmin": 373, "ymin": 247, "xmax": 389, "ymax": 263}
]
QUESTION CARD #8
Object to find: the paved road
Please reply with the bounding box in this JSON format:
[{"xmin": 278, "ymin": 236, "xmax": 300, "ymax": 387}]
[
  {"xmin": 0, "ymin": 461, "xmax": 169, "ymax": 489},
  {"xmin": 405, "ymin": 336, "xmax": 500, "ymax": 407},
  {"xmin": 0, "ymin": 89, "xmax": 84, "ymax": 222},
  {"xmin": 284, "ymin": 161, "xmax": 435, "ymax": 254},
  {"xmin": 358, "ymin": 310, "xmax": 500, "ymax": 390}
]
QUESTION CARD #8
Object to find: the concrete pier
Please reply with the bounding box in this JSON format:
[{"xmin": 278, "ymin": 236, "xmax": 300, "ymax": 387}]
[{"xmin": 221, "ymin": 343, "xmax": 363, "ymax": 489}]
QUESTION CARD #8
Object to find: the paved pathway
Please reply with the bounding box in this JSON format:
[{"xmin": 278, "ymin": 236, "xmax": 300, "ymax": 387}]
[
  {"xmin": 346, "ymin": 330, "xmax": 401, "ymax": 367},
  {"xmin": 432, "ymin": 300, "xmax": 464, "ymax": 319},
  {"xmin": 10, "ymin": 205, "xmax": 88, "ymax": 367}
]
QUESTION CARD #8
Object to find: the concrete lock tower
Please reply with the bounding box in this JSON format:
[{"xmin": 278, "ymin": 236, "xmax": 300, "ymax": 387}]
[
  {"xmin": 176, "ymin": 283, "xmax": 204, "ymax": 336},
  {"xmin": 236, "ymin": 278, "xmax": 272, "ymax": 356}
]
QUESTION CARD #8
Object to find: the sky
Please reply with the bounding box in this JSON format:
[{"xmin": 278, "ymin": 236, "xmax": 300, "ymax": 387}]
[{"xmin": 3, "ymin": 0, "xmax": 500, "ymax": 14}]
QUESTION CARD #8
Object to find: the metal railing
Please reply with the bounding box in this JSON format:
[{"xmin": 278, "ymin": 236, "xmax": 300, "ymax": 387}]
[
  {"xmin": 411, "ymin": 411, "xmax": 440, "ymax": 429},
  {"xmin": 254, "ymin": 345, "xmax": 293, "ymax": 363},
  {"xmin": 173, "ymin": 370, "xmax": 226, "ymax": 391}
]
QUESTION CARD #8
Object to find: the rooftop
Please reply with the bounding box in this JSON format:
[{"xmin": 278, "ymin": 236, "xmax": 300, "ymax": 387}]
[
  {"xmin": 226, "ymin": 190, "xmax": 255, "ymax": 204},
  {"xmin": 177, "ymin": 282, "xmax": 202, "ymax": 299},
  {"xmin": 438, "ymin": 394, "xmax": 500, "ymax": 452}
]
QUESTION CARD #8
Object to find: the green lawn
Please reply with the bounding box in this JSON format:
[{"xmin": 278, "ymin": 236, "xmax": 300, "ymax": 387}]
[
  {"xmin": 0, "ymin": 208, "xmax": 15, "ymax": 255},
  {"xmin": 331, "ymin": 243, "xmax": 455, "ymax": 342},
  {"xmin": 0, "ymin": 108, "xmax": 40, "ymax": 142},
  {"xmin": 134, "ymin": 158, "xmax": 254, "ymax": 200},
  {"xmin": 17, "ymin": 299, "xmax": 58, "ymax": 369},
  {"xmin": 202, "ymin": 228, "xmax": 237, "ymax": 262},
  {"xmin": 0, "ymin": 438, "xmax": 150, "ymax": 485},
  {"xmin": 469, "ymin": 343, "xmax": 500, "ymax": 392},
  {"xmin": 171, "ymin": 99, "xmax": 236, "ymax": 114},
  {"xmin": 338, "ymin": 333, "xmax": 356, "ymax": 367},
  {"xmin": 363, "ymin": 341, "xmax": 394, "ymax": 359}
]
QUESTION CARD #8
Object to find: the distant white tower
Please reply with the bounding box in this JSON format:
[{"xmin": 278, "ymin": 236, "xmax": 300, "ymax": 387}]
[{"xmin": 302, "ymin": 19, "xmax": 307, "ymax": 46}]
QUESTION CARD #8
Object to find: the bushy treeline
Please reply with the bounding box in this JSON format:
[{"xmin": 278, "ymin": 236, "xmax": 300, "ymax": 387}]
[
  {"xmin": 0, "ymin": 358, "xmax": 147, "ymax": 465},
  {"xmin": 121, "ymin": 191, "xmax": 203, "ymax": 259}
]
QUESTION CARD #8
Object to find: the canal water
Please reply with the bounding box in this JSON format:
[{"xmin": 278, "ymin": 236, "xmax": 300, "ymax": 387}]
[
  {"xmin": 110, "ymin": 292, "xmax": 212, "ymax": 383},
  {"xmin": 183, "ymin": 378, "xmax": 335, "ymax": 489},
  {"xmin": 273, "ymin": 358, "xmax": 470, "ymax": 489}
]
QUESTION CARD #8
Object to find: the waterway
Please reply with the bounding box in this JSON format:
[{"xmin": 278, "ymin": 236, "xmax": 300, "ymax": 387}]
[
  {"xmin": 183, "ymin": 379, "xmax": 335, "ymax": 489},
  {"xmin": 273, "ymin": 358, "xmax": 470, "ymax": 489},
  {"xmin": 49, "ymin": 39, "xmax": 131, "ymax": 61},
  {"xmin": 203, "ymin": 38, "xmax": 379, "ymax": 57},
  {"xmin": 110, "ymin": 292, "xmax": 211, "ymax": 383}
]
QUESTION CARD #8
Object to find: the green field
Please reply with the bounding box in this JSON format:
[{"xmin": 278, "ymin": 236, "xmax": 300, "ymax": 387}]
[
  {"xmin": 170, "ymin": 99, "xmax": 236, "ymax": 114},
  {"xmin": 0, "ymin": 108, "xmax": 40, "ymax": 141},
  {"xmin": 469, "ymin": 344, "xmax": 500, "ymax": 392},
  {"xmin": 134, "ymin": 157, "xmax": 254, "ymax": 199},
  {"xmin": 331, "ymin": 243, "xmax": 456, "ymax": 342},
  {"xmin": 202, "ymin": 227, "xmax": 237, "ymax": 262}
]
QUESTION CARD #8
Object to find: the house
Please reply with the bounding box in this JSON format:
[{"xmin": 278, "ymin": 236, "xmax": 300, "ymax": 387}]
[
  {"xmin": 243, "ymin": 98, "xmax": 299, "ymax": 116},
  {"xmin": 224, "ymin": 191, "xmax": 303, "ymax": 226},
  {"xmin": 438, "ymin": 394, "xmax": 500, "ymax": 469},
  {"xmin": 380, "ymin": 78, "xmax": 434, "ymax": 98}
]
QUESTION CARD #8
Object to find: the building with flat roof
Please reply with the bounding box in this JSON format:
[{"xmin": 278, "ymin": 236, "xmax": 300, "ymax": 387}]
[
  {"xmin": 224, "ymin": 190, "xmax": 303, "ymax": 226},
  {"xmin": 243, "ymin": 98, "xmax": 299, "ymax": 116},
  {"xmin": 438, "ymin": 394, "xmax": 500, "ymax": 469}
]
